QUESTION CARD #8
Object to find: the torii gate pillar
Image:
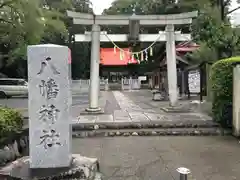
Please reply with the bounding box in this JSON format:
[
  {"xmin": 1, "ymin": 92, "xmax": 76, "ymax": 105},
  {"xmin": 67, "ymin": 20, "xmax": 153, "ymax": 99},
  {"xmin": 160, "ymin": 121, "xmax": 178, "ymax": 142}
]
[
  {"xmin": 86, "ymin": 24, "xmax": 102, "ymax": 112},
  {"xmin": 166, "ymin": 24, "xmax": 178, "ymax": 106},
  {"xmin": 67, "ymin": 10, "xmax": 198, "ymax": 109}
]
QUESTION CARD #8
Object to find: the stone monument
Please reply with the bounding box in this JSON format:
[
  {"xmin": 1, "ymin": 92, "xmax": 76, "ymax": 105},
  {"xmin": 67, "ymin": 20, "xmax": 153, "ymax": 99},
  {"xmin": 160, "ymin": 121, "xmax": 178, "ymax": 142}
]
[
  {"xmin": 28, "ymin": 44, "xmax": 72, "ymax": 168},
  {"xmin": 0, "ymin": 44, "xmax": 101, "ymax": 179}
]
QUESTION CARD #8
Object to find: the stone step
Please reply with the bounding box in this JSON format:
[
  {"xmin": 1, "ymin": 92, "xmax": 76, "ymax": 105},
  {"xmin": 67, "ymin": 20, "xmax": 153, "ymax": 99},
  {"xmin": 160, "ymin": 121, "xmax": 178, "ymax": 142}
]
[
  {"xmin": 72, "ymin": 127, "xmax": 231, "ymax": 138},
  {"xmin": 72, "ymin": 120, "xmax": 220, "ymax": 131}
]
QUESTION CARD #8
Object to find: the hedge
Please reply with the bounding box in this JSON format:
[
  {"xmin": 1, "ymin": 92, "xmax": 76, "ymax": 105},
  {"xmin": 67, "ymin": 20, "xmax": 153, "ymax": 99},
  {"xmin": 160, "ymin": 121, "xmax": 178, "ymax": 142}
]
[
  {"xmin": 210, "ymin": 56, "xmax": 240, "ymax": 127},
  {"xmin": 0, "ymin": 107, "xmax": 23, "ymax": 140}
]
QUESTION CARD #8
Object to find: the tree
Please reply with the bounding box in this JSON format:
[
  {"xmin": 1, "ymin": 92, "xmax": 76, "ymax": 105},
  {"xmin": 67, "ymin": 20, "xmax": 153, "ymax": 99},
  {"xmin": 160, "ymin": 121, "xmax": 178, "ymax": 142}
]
[
  {"xmin": 0, "ymin": 0, "xmax": 47, "ymax": 77},
  {"xmin": 0, "ymin": 0, "xmax": 45, "ymax": 61},
  {"xmin": 188, "ymin": 3, "xmax": 240, "ymax": 62},
  {"xmin": 0, "ymin": 0, "xmax": 93, "ymax": 78}
]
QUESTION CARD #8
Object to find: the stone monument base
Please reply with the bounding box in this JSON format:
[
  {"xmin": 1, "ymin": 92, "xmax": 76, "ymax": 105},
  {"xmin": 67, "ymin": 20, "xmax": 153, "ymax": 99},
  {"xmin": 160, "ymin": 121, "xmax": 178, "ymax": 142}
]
[
  {"xmin": 81, "ymin": 107, "xmax": 104, "ymax": 115},
  {"xmin": 0, "ymin": 154, "xmax": 101, "ymax": 180}
]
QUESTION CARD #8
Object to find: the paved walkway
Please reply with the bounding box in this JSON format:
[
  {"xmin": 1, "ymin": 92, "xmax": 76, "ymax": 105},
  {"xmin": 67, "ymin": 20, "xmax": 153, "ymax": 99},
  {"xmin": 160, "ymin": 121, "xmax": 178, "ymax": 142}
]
[
  {"xmin": 73, "ymin": 90, "xmax": 212, "ymax": 125},
  {"xmin": 73, "ymin": 136, "xmax": 240, "ymax": 180}
]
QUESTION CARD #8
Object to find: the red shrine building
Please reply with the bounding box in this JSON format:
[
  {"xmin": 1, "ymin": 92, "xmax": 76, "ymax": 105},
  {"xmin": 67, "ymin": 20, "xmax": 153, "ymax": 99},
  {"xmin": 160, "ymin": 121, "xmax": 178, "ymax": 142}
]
[
  {"xmin": 100, "ymin": 48, "xmax": 138, "ymax": 82},
  {"xmin": 99, "ymin": 42, "xmax": 199, "ymax": 90}
]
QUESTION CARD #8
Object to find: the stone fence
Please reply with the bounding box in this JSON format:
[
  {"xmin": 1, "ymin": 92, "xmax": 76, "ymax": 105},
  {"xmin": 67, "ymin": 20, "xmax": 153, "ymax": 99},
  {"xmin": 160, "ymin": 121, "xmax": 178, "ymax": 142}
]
[
  {"xmin": 0, "ymin": 129, "xmax": 29, "ymax": 166},
  {"xmin": 72, "ymin": 79, "xmax": 109, "ymax": 93},
  {"xmin": 72, "ymin": 78, "xmax": 144, "ymax": 92},
  {"xmin": 99, "ymin": 79, "xmax": 109, "ymax": 91}
]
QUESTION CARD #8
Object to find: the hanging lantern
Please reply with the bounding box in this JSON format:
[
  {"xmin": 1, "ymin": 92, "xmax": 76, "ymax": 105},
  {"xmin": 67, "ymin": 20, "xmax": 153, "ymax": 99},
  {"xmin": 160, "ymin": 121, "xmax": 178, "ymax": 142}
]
[
  {"xmin": 145, "ymin": 49, "xmax": 148, "ymax": 61},
  {"xmin": 131, "ymin": 54, "xmax": 134, "ymax": 62},
  {"xmin": 122, "ymin": 50, "xmax": 125, "ymax": 59},
  {"xmin": 141, "ymin": 51, "xmax": 144, "ymax": 61},
  {"xmin": 136, "ymin": 53, "xmax": 139, "ymax": 59},
  {"xmin": 150, "ymin": 47, "xmax": 153, "ymax": 56},
  {"xmin": 120, "ymin": 50, "xmax": 123, "ymax": 60},
  {"xmin": 137, "ymin": 58, "xmax": 140, "ymax": 64}
]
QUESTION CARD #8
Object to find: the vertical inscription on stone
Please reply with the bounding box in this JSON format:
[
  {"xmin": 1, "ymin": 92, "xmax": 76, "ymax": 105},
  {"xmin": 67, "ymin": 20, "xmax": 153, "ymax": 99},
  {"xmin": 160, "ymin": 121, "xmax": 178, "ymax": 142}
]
[
  {"xmin": 39, "ymin": 129, "xmax": 61, "ymax": 149},
  {"xmin": 39, "ymin": 79, "xmax": 59, "ymax": 99},
  {"xmin": 38, "ymin": 104, "xmax": 60, "ymax": 124},
  {"xmin": 28, "ymin": 44, "xmax": 71, "ymax": 168}
]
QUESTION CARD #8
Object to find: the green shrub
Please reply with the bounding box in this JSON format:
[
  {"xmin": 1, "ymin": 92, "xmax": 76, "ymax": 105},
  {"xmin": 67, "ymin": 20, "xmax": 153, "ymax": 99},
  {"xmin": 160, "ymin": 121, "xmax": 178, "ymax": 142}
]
[
  {"xmin": 0, "ymin": 107, "xmax": 23, "ymax": 139},
  {"xmin": 210, "ymin": 56, "xmax": 240, "ymax": 127}
]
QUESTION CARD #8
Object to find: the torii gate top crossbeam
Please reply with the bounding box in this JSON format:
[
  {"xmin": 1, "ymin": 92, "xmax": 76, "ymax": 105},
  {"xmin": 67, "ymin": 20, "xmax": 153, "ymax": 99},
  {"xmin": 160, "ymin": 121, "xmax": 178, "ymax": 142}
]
[
  {"xmin": 74, "ymin": 32, "xmax": 191, "ymax": 42},
  {"xmin": 67, "ymin": 11, "xmax": 198, "ymax": 25}
]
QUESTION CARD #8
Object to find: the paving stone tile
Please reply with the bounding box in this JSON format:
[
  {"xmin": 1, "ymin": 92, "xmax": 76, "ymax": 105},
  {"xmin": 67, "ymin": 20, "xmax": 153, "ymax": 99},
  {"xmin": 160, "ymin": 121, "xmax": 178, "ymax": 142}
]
[
  {"xmin": 96, "ymin": 115, "xmax": 114, "ymax": 123},
  {"xmin": 114, "ymin": 110, "xmax": 131, "ymax": 122},
  {"xmin": 128, "ymin": 112, "xmax": 150, "ymax": 122},
  {"xmin": 144, "ymin": 113, "xmax": 169, "ymax": 121},
  {"xmin": 77, "ymin": 115, "xmax": 97, "ymax": 123}
]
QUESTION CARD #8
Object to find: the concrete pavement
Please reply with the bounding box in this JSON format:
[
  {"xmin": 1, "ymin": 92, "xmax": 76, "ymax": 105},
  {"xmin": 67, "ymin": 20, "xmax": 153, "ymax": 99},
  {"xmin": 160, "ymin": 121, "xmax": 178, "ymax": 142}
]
[
  {"xmin": 71, "ymin": 90, "xmax": 226, "ymax": 137},
  {"xmin": 0, "ymin": 93, "xmax": 90, "ymax": 110},
  {"xmin": 2, "ymin": 90, "xmax": 221, "ymax": 135},
  {"xmin": 73, "ymin": 136, "xmax": 240, "ymax": 180},
  {"xmin": 2, "ymin": 88, "xmax": 238, "ymax": 179},
  {"xmin": 0, "ymin": 92, "xmax": 105, "ymax": 118},
  {"xmin": 0, "ymin": 90, "xmax": 212, "ymax": 125},
  {"xmin": 74, "ymin": 90, "xmax": 212, "ymax": 125}
]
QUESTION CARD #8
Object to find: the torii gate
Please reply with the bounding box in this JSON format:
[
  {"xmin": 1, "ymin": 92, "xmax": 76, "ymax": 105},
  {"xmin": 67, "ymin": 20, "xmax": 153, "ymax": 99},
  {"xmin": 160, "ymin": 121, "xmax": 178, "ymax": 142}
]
[{"xmin": 67, "ymin": 10, "xmax": 198, "ymax": 112}]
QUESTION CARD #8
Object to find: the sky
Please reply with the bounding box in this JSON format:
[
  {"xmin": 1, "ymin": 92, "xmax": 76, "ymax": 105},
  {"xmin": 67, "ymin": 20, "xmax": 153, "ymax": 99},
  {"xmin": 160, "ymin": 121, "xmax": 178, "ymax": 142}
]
[
  {"xmin": 231, "ymin": 0, "xmax": 240, "ymax": 12},
  {"xmin": 90, "ymin": 0, "xmax": 114, "ymax": 15}
]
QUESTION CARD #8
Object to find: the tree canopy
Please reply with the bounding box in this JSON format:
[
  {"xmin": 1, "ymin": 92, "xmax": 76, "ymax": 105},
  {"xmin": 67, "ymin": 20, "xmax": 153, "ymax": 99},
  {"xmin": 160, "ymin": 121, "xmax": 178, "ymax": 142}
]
[{"xmin": 0, "ymin": 0, "xmax": 92, "ymax": 78}]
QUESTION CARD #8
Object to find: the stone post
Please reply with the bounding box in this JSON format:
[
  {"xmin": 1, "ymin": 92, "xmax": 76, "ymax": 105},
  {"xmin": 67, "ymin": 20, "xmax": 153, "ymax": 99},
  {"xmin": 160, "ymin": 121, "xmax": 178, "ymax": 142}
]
[
  {"xmin": 28, "ymin": 44, "xmax": 72, "ymax": 168},
  {"xmin": 105, "ymin": 79, "xmax": 109, "ymax": 91},
  {"xmin": 86, "ymin": 24, "xmax": 101, "ymax": 112},
  {"xmin": 233, "ymin": 65, "xmax": 240, "ymax": 137},
  {"xmin": 181, "ymin": 69, "xmax": 185, "ymax": 96},
  {"xmin": 177, "ymin": 167, "xmax": 190, "ymax": 180},
  {"xmin": 121, "ymin": 78, "xmax": 124, "ymax": 90},
  {"xmin": 129, "ymin": 77, "xmax": 133, "ymax": 90},
  {"xmin": 206, "ymin": 63, "xmax": 212, "ymax": 101},
  {"xmin": 166, "ymin": 24, "xmax": 178, "ymax": 106}
]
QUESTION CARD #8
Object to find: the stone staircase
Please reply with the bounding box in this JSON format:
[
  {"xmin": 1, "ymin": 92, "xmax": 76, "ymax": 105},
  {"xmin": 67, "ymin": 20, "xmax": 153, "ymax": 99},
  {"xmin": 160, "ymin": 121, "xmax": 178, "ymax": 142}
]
[{"xmin": 72, "ymin": 120, "xmax": 231, "ymax": 138}]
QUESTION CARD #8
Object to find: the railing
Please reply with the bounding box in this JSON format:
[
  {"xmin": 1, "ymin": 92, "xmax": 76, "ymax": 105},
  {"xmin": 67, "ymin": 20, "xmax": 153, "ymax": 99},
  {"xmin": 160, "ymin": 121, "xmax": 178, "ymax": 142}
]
[
  {"xmin": 121, "ymin": 78, "xmax": 131, "ymax": 90},
  {"xmin": 72, "ymin": 78, "xmax": 145, "ymax": 92},
  {"xmin": 131, "ymin": 78, "xmax": 140, "ymax": 90},
  {"xmin": 121, "ymin": 78, "xmax": 141, "ymax": 90},
  {"xmin": 99, "ymin": 78, "xmax": 109, "ymax": 91},
  {"xmin": 72, "ymin": 79, "xmax": 109, "ymax": 92}
]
